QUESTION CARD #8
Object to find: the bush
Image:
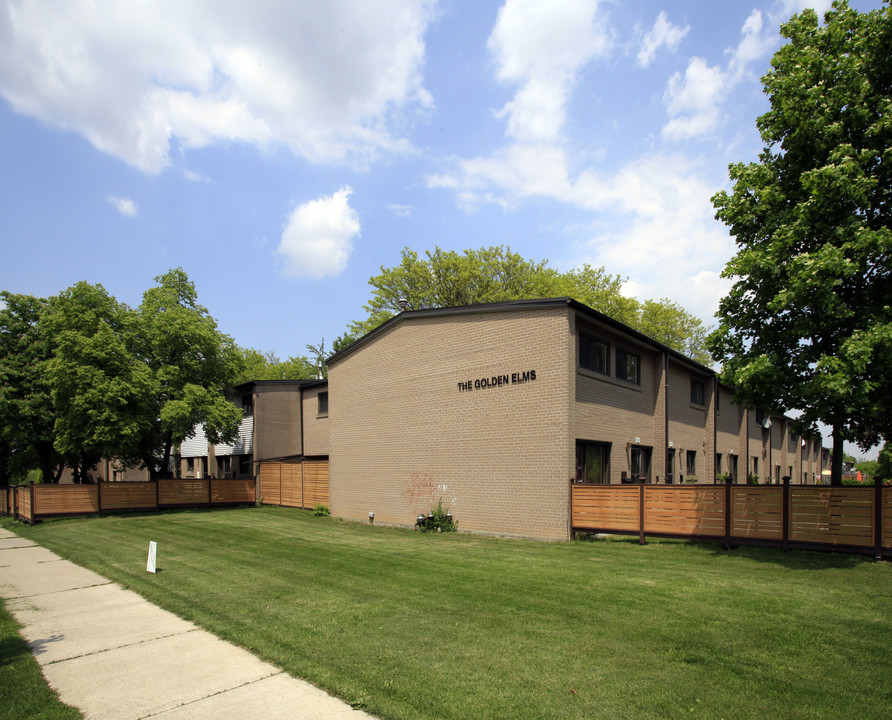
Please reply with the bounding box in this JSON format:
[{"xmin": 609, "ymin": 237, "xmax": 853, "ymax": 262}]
[
  {"xmin": 684, "ymin": 475, "xmax": 697, "ymax": 484},
  {"xmin": 313, "ymin": 504, "xmax": 331, "ymax": 517},
  {"xmin": 747, "ymin": 474, "xmax": 760, "ymax": 485},
  {"xmin": 417, "ymin": 498, "xmax": 456, "ymax": 532}
]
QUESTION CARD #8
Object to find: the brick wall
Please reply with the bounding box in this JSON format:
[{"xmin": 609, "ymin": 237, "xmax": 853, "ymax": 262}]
[
  {"xmin": 329, "ymin": 308, "xmax": 572, "ymax": 541},
  {"xmin": 301, "ymin": 385, "xmax": 329, "ymax": 456}
]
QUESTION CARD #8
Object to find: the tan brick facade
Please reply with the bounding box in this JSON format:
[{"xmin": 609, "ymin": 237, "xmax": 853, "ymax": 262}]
[{"xmin": 326, "ymin": 298, "xmax": 830, "ymax": 541}]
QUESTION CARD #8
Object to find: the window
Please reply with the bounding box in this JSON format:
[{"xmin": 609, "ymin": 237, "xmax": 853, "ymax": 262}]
[
  {"xmin": 576, "ymin": 441, "xmax": 610, "ymax": 484},
  {"xmin": 691, "ymin": 379, "xmax": 705, "ymax": 406},
  {"xmin": 729, "ymin": 454, "xmax": 738, "ymax": 482},
  {"xmin": 186, "ymin": 457, "xmax": 195, "ymax": 477},
  {"xmin": 752, "ymin": 457, "xmax": 759, "ymax": 477},
  {"xmin": 318, "ymin": 391, "xmax": 329, "ymax": 416},
  {"xmin": 686, "ymin": 450, "xmax": 696, "ymax": 478},
  {"xmin": 631, "ymin": 446, "xmax": 651, "ymax": 482},
  {"xmin": 579, "ymin": 332, "xmax": 609, "ymax": 374},
  {"xmin": 716, "ymin": 453, "xmax": 722, "ymax": 475},
  {"xmin": 616, "ymin": 349, "xmax": 640, "ymax": 384},
  {"xmin": 242, "ymin": 394, "xmax": 253, "ymax": 416}
]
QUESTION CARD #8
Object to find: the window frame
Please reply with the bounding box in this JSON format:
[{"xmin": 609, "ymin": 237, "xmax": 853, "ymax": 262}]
[
  {"xmin": 690, "ymin": 378, "xmax": 705, "ymax": 406},
  {"xmin": 317, "ymin": 391, "xmax": 329, "ymax": 416},
  {"xmin": 579, "ymin": 332, "xmax": 610, "ymax": 375},
  {"xmin": 615, "ymin": 348, "xmax": 641, "ymax": 385}
]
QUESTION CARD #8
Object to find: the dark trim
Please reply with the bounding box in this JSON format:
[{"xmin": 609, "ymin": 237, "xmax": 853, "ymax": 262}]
[{"xmin": 233, "ymin": 379, "xmax": 327, "ymax": 392}]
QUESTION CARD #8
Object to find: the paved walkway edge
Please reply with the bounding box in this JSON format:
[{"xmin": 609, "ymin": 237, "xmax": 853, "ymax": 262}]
[{"xmin": 0, "ymin": 527, "xmax": 374, "ymax": 720}]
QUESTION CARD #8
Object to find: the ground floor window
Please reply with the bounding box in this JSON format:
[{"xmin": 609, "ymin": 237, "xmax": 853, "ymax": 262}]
[
  {"xmin": 630, "ymin": 446, "xmax": 651, "ymax": 482},
  {"xmin": 686, "ymin": 450, "xmax": 696, "ymax": 480},
  {"xmin": 576, "ymin": 441, "xmax": 610, "ymax": 484},
  {"xmin": 729, "ymin": 454, "xmax": 738, "ymax": 482},
  {"xmin": 667, "ymin": 448, "xmax": 676, "ymax": 483}
]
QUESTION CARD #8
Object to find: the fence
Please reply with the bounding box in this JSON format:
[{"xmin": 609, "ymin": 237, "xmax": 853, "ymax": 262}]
[
  {"xmin": 258, "ymin": 460, "xmax": 329, "ymax": 510},
  {"xmin": 571, "ymin": 479, "xmax": 892, "ymax": 558},
  {"xmin": 1, "ymin": 478, "xmax": 256, "ymax": 524}
]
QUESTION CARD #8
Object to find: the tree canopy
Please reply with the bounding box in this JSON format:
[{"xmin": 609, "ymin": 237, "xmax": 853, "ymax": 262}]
[
  {"xmin": 347, "ymin": 246, "xmax": 711, "ymax": 363},
  {"xmin": 707, "ymin": 1, "xmax": 892, "ymax": 484},
  {"xmin": 0, "ymin": 269, "xmax": 244, "ymax": 484}
]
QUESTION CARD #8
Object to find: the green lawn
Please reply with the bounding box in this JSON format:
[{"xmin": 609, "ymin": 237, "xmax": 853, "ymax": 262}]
[{"xmin": 3, "ymin": 507, "xmax": 890, "ymax": 720}]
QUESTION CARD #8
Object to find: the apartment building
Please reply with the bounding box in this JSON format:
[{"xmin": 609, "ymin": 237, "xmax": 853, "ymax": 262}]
[{"xmin": 326, "ymin": 297, "xmax": 827, "ymax": 541}]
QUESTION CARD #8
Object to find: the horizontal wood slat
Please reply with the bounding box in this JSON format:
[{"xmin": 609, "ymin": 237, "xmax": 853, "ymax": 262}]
[
  {"xmin": 571, "ymin": 485, "xmax": 639, "ymax": 531},
  {"xmin": 789, "ymin": 488, "xmax": 874, "ymax": 547},
  {"xmin": 571, "ymin": 482, "xmax": 890, "ymax": 555},
  {"xmin": 211, "ymin": 479, "xmax": 255, "ymax": 504},
  {"xmin": 100, "ymin": 482, "xmax": 156, "ymax": 510},
  {"xmin": 731, "ymin": 487, "xmax": 783, "ymax": 539},
  {"xmin": 34, "ymin": 485, "xmax": 99, "ymax": 515},
  {"xmin": 159, "ymin": 478, "xmax": 210, "ymax": 506},
  {"xmin": 259, "ymin": 463, "xmax": 281, "ymax": 505},
  {"xmin": 644, "ymin": 487, "xmax": 724, "ymax": 536},
  {"xmin": 884, "ymin": 488, "xmax": 892, "ymax": 549},
  {"xmin": 280, "ymin": 462, "xmax": 303, "ymax": 508},
  {"xmin": 303, "ymin": 461, "xmax": 329, "ymax": 508}
]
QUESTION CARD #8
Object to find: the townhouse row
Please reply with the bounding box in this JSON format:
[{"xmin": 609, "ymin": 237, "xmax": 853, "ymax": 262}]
[{"xmin": 180, "ymin": 297, "xmax": 830, "ymax": 541}]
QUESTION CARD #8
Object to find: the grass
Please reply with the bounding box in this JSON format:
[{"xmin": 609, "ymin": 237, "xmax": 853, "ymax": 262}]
[
  {"xmin": 0, "ymin": 599, "xmax": 82, "ymax": 720},
  {"xmin": 2, "ymin": 507, "xmax": 891, "ymax": 720}
]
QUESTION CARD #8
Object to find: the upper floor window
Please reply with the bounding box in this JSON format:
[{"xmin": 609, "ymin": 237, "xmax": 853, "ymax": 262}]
[
  {"xmin": 241, "ymin": 394, "xmax": 253, "ymax": 416},
  {"xmin": 318, "ymin": 391, "xmax": 329, "ymax": 416},
  {"xmin": 579, "ymin": 332, "xmax": 609, "ymax": 374},
  {"xmin": 691, "ymin": 379, "xmax": 705, "ymax": 406},
  {"xmin": 616, "ymin": 349, "xmax": 640, "ymax": 384}
]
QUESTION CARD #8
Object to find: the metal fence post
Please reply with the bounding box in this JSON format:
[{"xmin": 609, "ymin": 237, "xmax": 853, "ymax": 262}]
[
  {"xmin": 782, "ymin": 477, "xmax": 790, "ymax": 552},
  {"xmin": 639, "ymin": 480, "xmax": 646, "ymax": 545},
  {"xmin": 724, "ymin": 476, "xmax": 732, "ymax": 550}
]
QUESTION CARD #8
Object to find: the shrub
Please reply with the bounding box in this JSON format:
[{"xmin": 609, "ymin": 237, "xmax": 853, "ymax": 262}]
[
  {"xmin": 417, "ymin": 498, "xmax": 456, "ymax": 532},
  {"xmin": 685, "ymin": 475, "xmax": 697, "ymax": 484},
  {"xmin": 313, "ymin": 504, "xmax": 331, "ymax": 517},
  {"xmin": 747, "ymin": 474, "xmax": 760, "ymax": 485}
]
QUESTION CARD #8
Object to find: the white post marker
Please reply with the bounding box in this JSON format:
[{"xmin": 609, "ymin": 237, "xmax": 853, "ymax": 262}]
[{"xmin": 147, "ymin": 541, "xmax": 157, "ymax": 573}]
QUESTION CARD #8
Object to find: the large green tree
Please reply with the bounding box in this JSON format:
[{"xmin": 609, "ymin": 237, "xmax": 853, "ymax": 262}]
[
  {"xmin": 348, "ymin": 245, "xmax": 711, "ymax": 363},
  {"xmin": 707, "ymin": 1, "xmax": 892, "ymax": 485},
  {"xmin": 135, "ymin": 269, "xmax": 244, "ymax": 478},
  {"xmin": 41, "ymin": 282, "xmax": 155, "ymax": 483},
  {"xmin": 0, "ymin": 292, "xmax": 62, "ymax": 484}
]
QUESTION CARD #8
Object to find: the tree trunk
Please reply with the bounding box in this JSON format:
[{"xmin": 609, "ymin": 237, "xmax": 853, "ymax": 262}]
[{"xmin": 831, "ymin": 428, "xmax": 845, "ymax": 486}]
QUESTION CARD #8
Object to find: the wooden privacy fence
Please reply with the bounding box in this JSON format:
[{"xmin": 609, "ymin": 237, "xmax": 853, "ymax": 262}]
[
  {"xmin": 259, "ymin": 459, "xmax": 329, "ymax": 510},
  {"xmin": 572, "ymin": 479, "xmax": 892, "ymax": 558},
  {"xmin": 2, "ymin": 478, "xmax": 256, "ymax": 524}
]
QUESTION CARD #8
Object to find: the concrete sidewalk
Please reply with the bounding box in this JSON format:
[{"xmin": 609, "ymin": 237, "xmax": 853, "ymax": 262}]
[{"xmin": 0, "ymin": 527, "xmax": 374, "ymax": 720}]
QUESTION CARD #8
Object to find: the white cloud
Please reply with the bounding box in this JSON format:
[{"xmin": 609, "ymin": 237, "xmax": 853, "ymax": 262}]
[
  {"xmin": 277, "ymin": 187, "xmax": 360, "ymax": 278},
  {"xmin": 0, "ymin": 0, "xmax": 435, "ymax": 174},
  {"xmin": 389, "ymin": 204, "xmax": 413, "ymax": 218},
  {"xmin": 107, "ymin": 195, "xmax": 138, "ymax": 217},
  {"xmin": 487, "ymin": 0, "xmax": 611, "ymax": 142},
  {"xmin": 661, "ymin": 57, "xmax": 727, "ymax": 140},
  {"xmin": 182, "ymin": 168, "xmax": 209, "ymax": 183},
  {"xmin": 636, "ymin": 11, "xmax": 689, "ymax": 68},
  {"xmin": 660, "ymin": 7, "xmax": 784, "ymax": 141}
]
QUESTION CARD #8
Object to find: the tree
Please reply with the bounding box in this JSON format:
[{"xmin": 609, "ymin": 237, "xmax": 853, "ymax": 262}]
[
  {"xmin": 134, "ymin": 269, "xmax": 244, "ymax": 478},
  {"xmin": 234, "ymin": 347, "xmax": 320, "ymax": 384},
  {"xmin": 707, "ymin": 1, "xmax": 892, "ymax": 485},
  {"xmin": 0, "ymin": 292, "xmax": 62, "ymax": 484},
  {"xmin": 41, "ymin": 282, "xmax": 154, "ymax": 483},
  {"xmin": 348, "ymin": 245, "xmax": 711, "ymax": 362}
]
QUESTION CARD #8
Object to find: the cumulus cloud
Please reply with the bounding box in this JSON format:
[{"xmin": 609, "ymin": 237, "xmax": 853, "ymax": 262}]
[
  {"xmin": 107, "ymin": 195, "xmax": 137, "ymax": 217},
  {"xmin": 277, "ymin": 187, "xmax": 360, "ymax": 278},
  {"xmin": 636, "ymin": 11, "xmax": 689, "ymax": 68},
  {"xmin": 487, "ymin": 0, "xmax": 611, "ymax": 142},
  {"xmin": 0, "ymin": 0, "xmax": 435, "ymax": 174}
]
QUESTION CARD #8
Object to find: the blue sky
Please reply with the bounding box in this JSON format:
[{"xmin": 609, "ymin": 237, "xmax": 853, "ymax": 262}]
[{"xmin": 0, "ymin": 0, "xmax": 884, "ymax": 454}]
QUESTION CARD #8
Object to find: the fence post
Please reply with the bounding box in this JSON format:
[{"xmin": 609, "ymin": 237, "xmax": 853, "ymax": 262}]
[
  {"xmin": 724, "ymin": 476, "xmax": 732, "ymax": 550},
  {"xmin": 782, "ymin": 477, "xmax": 790, "ymax": 552},
  {"xmin": 875, "ymin": 479, "xmax": 883, "ymax": 560},
  {"xmin": 29, "ymin": 481, "xmax": 35, "ymax": 524},
  {"xmin": 639, "ymin": 480, "xmax": 646, "ymax": 545}
]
